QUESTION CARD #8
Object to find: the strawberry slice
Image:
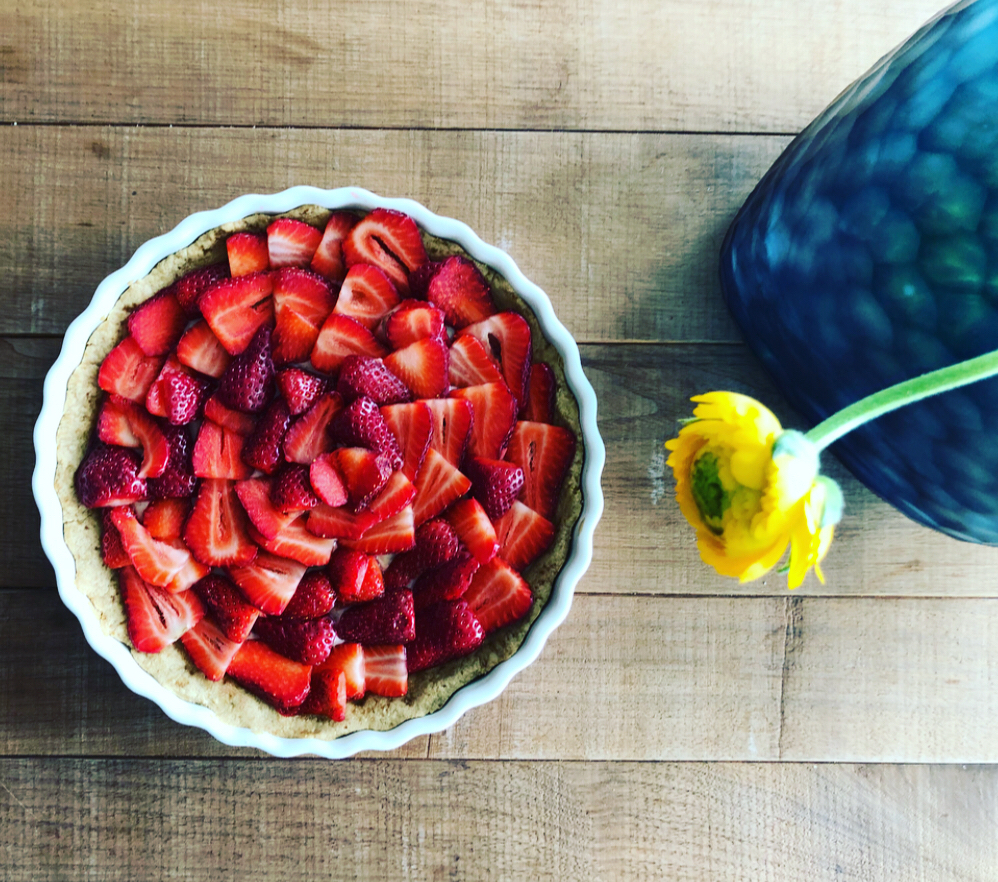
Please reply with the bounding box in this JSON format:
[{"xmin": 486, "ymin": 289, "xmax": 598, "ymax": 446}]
[
  {"xmin": 333, "ymin": 263, "xmax": 401, "ymax": 332},
  {"xmin": 450, "ymin": 382, "xmax": 517, "ymax": 460},
  {"xmin": 282, "ymin": 391, "xmax": 343, "ymax": 464},
  {"xmin": 127, "ymin": 288, "xmax": 188, "ymax": 357},
  {"xmin": 96, "ymin": 396, "xmax": 170, "ymax": 478},
  {"xmin": 198, "ymin": 271, "xmax": 275, "ymax": 355},
  {"xmin": 341, "ymin": 506, "xmax": 416, "ymax": 554},
  {"xmin": 384, "ymin": 518, "xmax": 462, "ymax": 589},
  {"xmin": 334, "ymin": 446, "xmax": 393, "ymax": 511},
  {"xmin": 141, "ymin": 498, "xmax": 190, "ymax": 541},
  {"xmin": 98, "ymin": 336, "xmax": 164, "ymax": 402},
  {"xmin": 241, "ymin": 398, "xmax": 291, "ymax": 474},
  {"xmin": 276, "ymin": 366, "xmax": 329, "ymax": 415},
  {"xmin": 327, "ymin": 548, "xmax": 381, "ymax": 603},
  {"xmin": 167, "ymin": 544, "xmax": 213, "ymax": 594},
  {"xmin": 342, "ymin": 208, "xmax": 427, "ymax": 296},
  {"xmin": 249, "ymin": 515, "xmax": 337, "ymax": 567},
  {"xmin": 76, "ymin": 443, "xmax": 148, "ymax": 508},
  {"xmin": 306, "ymin": 502, "xmax": 376, "ymax": 541},
  {"xmin": 366, "ymin": 471, "xmax": 417, "ymax": 522},
  {"xmin": 282, "ymin": 570, "xmax": 336, "ymax": 620},
  {"xmin": 311, "ymin": 312, "xmax": 388, "ymax": 374},
  {"xmin": 493, "ymin": 500, "xmax": 555, "ymax": 571},
  {"xmin": 180, "ymin": 617, "xmax": 243, "ymax": 681},
  {"xmin": 310, "ymin": 211, "xmax": 357, "ymax": 282},
  {"xmin": 504, "ymin": 421, "xmax": 577, "ymax": 520},
  {"xmin": 228, "ymin": 550, "xmax": 308, "ymax": 616},
  {"xmin": 426, "ymin": 255, "xmax": 497, "ymax": 328},
  {"xmin": 380, "ymin": 401, "xmax": 432, "ymax": 482},
  {"xmin": 411, "ymin": 447, "xmax": 472, "ymax": 526},
  {"xmin": 176, "ymin": 319, "xmax": 232, "ymax": 379},
  {"xmin": 309, "ymin": 453, "xmax": 349, "ymax": 507},
  {"xmin": 315, "ymin": 642, "xmax": 365, "ymax": 699},
  {"xmin": 384, "ymin": 300, "xmax": 446, "ymax": 350},
  {"xmin": 203, "ymin": 395, "xmax": 257, "ymax": 436},
  {"xmin": 217, "ymin": 325, "xmax": 275, "ymax": 414},
  {"xmin": 184, "ymin": 478, "xmax": 258, "ymax": 567},
  {"xmin": 267, "ymin": 217, "xmax": 322, "ymax": 268},
  {"xmin": 463, "ymin": 557, "xmax": 533, "ymax": 634},
  {"xmin": 110, "ymin": 506, "xmax": 194, "ymax": 591},
  {"xmin": 411, "ymin": 553, "xmax": 480, "ymax": 610},
  {"xmin": 226, "ymin": 232, "xmax": 270, "ymax": 277},
  {"xmin": 384, "ymin": 337, "xmax": 449, "ymax": 400},
  {"xmin": 235, "ymin": 476, "xmax": 299, "ymax": 540},
  {"xmin": 254, "ymin": 615, "xmax": 336, "ymax": 666},
  {"xmin": 147, "ymin": 425, "xmax": 197, "ymax": 500},
  {"xmin": 192, "ymin": 573, "xmax": 261, "ymax": 642},
  {"xmin": 458, "ymin": 313, "xmax": 532, "ymax": 406},
  {"xmin": 446, "ymin": 497, "xmax": 500, "ymax": 565},
  {"xmin": 336, "ymin": 590, "xmax": 415, "ymax": 645},
  {"xmin": 271, "ymin": 267, "xmax": 337, "ymax": 365},
  {"xmin": 361, "ymin": 644, "xmax": 407, "ymax": 697},
  {"xmin": 170, "ymin": 264, "xmax": 229, "ymax": 315},
  {"xmin": 119, "ymin": 565, "xmax": 204, "ymax": 653},
  {"xmin": 270, "ymin": 463, "xmax": 321, "ymax": 512},
  {"xmin": 408, "ymin": 261, "xmax": 442, "ymax": 300},
  {"xmin": 423, "ymin": 398, "xmax": 474, "ymax": 467},
  {"xmin": 192, "ymin": 420, "xmax": 252, "ymax": 480},
  {"xmin": 336, "ymin": 356, "xmax": 412, "ymax": 406},
  {"xmin": 447, "ymin": 333, "xmax": 505, "ymax": 389},
  {"xmin": 464, "ymin": 456, "xmax": 525, "ymax": 521},
  {"xmin": 522, "ymin": 362, "xmax": 556, "ymax": 423},
  {"xmin": 301, "ymin": 668, "xmax": 347, "ymax": 721},
  {"xmin": 226, "ymin": 639, "xmax": 312, "ymax": 715},
  {"xmin": 329, "ymin": 396, "xmax": 404, "ymax": 469},
  {"xmin": 101, "ymin": 509, "xmax": 131, "ymax": 569},
  {"xmin": 145, "ymin": 355, "xmax": 211, "ymax": 425},
  {"xmin": 406, "ymin": 600, "xmax": 485, "ymax": 673}
]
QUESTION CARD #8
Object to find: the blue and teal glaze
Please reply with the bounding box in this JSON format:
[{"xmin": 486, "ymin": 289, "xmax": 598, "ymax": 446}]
[{"xmin": 720, "ymin": 0, "xmax": 998, "ymax": 543}]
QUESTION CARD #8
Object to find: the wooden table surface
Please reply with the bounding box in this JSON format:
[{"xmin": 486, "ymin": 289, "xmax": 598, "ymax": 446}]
[{"xmin": 5, "ymin": 1, "xmax": 998, "ymax": 878}]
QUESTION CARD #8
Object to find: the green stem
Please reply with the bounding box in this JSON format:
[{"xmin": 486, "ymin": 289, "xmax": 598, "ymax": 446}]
[{"xmin": 805, "ymin": 348, "xmax": 998, "ymax": 452}]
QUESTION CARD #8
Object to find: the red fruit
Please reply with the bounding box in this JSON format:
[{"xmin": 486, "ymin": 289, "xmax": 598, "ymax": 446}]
[
  {"xmin": 192, "ymin": 573, "xmax": 261, "ymax": 643},
  {"xmin": 384, "ymin": 518, "xmax": 462, "ymax": 589},
  {"xmin": 192, "ymin": 420, "xmax": 251, "ymax": 480},
  {"xmin": 505, "ymin": 421, "xmax": 577, "ymax": 520},
  {"xmin": 228, "ymin": 550, "xmax": 308, "ymax": 616},
  {"xmin": 426, "ymin": 255, "xmax": 496, "ymax": 328},
  {"xmin": 464, "ymin": 456, "xmax": 525, "ymax": 521},
  {"xmin": 522, "ymin": 362, "xmax": 556, "ymax": 423},
  {"xmin": 275, "ymin": 366, "xmax": 329, "ymax": 415},
  {"xmin": 343, "ymin": 208, "xmax": 428, "ymax": 296},
  {"xmin": 148, "ymin": 425, "xmax": 198, "ymax": 500},
  {"xmin": 411, "ymin": 553, "xmax": 480, "ymax": 610},
  {"xmin": 110, "ymin": 506, "xmax": 194, "ymax": 591},
  {"xmin": 341, "ymin": 505, "xmax": 416, "ymax": 554},
  {"xmin": 127, "ymin": 288, "xmax": 187, "ymax": 357},
  {"xmin": 217, "ymin": 325, "xmax": 275, "ymax": 414},
  {"xmin": 446, "ymin": 497, "xmax": 500, "ymax": 565},
  {"xmin": 271, "ymin": 267, "xmax": 337, "ymax": 365},
  {"xmin": 309, "ymin": 453, "xmax": 349, "ymax": 507},
  {"xmin": 254, "ymin": 615, "xmax": 336, "ymax": 666},
  {"xmin": 120, "ymin": 565, "xmax": 204, "ymax": 653},
  {"xmin": 199, "ymin": 271, "xmax": 275, "ymax": 355},
  {"xmin": 447, "ymin": 333, "xmax": 505, "ymax": 389},
  {"xmin": 270, "ymin": 463, "xmax": 320, "ymax": 512},
  {"xmin": 282, "ymin": 570, "xmax": 336, "ymax": 620},
  {"xmin": 366, "ymin": 471, "xmax": 417, "ymax": 523},
  {"xmin": 203, "ymin": 395, "xmax": 257, "ymax": 435},
  {"xmin": 327, "ymin": 548, "xmax": 372, "ymax": 602},
  {"xmin": 100, "ymin": 509, "xmax": 131, "ymax": 569},
  {"xmin": 307, "ymin": 502, "xmax": 375, "ymax": 541},
  {"xmin": 176, "ymin": 319, "xmax": 232, "ymax": 378},
  {"xmin": 226, "ymin": 639, "xmax": 312, "ymax": 714},
  {"xmin": 171, "ymin": 264, "xmax": 229, "ymax": 314},
  {"xmin": 282, "ymin": 391, "xmax": 343, "ymax": 464},
  {"xmin": 463, "ymin": 557, "xmax": 533, "ymax": 634},
  {"xmin": 336, "ymin": 355, "xmax": 412, "ymax": 406},
  {"xmin": 334, "ymin": 446, "xmax": 393, "ymax": 511},
  {"xmin": 423, "ymin": 398, "xmax": 474, "ymax": 467},
  {"xmin": 385, "ymin": 300, "xmax": 446, "ymax": 349},
  {"xmin": 96, "ymin": 396, "xmax": 170, "ymax": 478},
  {"xmin": 267, "ymin": 217, "xmax": 322, "ymax": 269},
  {"xmin": 330, "ymin": 396, "xmax": 404, "ymax": 470},
  {"xmin": 336, "ymin": 589, "xmax": 415, "ymax": 645},
  {"xmin": 226, "ymin": 232, "xmax": 270, "ymax": 277},
  {"xmin": 249, "ymin": 515, "xmax": 337, "ymax": 567},
  {"xmin": 76, "ymin": 444, "xmax": 148, "ymax": 508},
  {"xmin": 493, "ymin": 500, "xmax": 555, "ymax": 571},
  {"xmin": 316, "ymin": 642, "xmax": 365, "ymax": 699},
  {"xmin": 333, "ymin": 263, "xmax": 401, "ymax": 331},
  {"xmin": 184, "ymin": 478, "xmax": 258, "ymax": 567},
  {"xmin": 180, "ymin": 617, "xmax": 242, "ymax": 681},
  {"xmin": 384, "ymin": 337, "xmax": 449, "ymax": 400},
  {"xmin": 411, "ymin": 447, "xmax": 471, "ymax": 526},
  {"xmin": 361, "ymin": 644, "xmax": 407, "ymax": 697},
  {"xmin": 301, "ymin": 668, "xmax": 347, "ymax": 721},
  {"xmin": 311, "ymin": 312, "xmax": 388, "ymax": 374},
  {"xmin": 239, "ymin": 399, "xmax": 289, "ymax": 474},
  {"xmin": 145, "ymin": 355, "xmax": 211, "ymax": 425},
  {"xmin": 310, "ymin": 211, "xmax": 357, "ymax": 282},
  {"xmin": 234, "ymin": 476, "xmax": 298, "ymax": 540},
  {"xmin": 406, "ymin": 600, "xmax": 485, "ymax": 673},
  {"xmin": 98, "ymin": 336, "xmax": 164, "ymax": 402},
  {"xmin": 380, "ymin": 401, "xmax": 432, "ymax": 482},
  {"xmin": 450, "ymin": 381, "xmax": 517, "ymax": 460},
  {"xmin": 141, "ymin": 498, "xmax": 190, "ymax": 541},
  {"xmin": 458, "ymin": 313, "xmax": 532, "ymax": 407}
]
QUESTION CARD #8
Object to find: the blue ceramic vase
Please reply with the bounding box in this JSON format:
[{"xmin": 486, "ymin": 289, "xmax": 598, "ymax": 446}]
[{"xmin": 720, "ymin": 0, "xmax": 998, "ymax": 543}]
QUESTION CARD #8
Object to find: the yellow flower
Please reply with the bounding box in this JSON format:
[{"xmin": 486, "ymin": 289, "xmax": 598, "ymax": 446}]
[{"xmin": 665, "ymin": 392, "xmax": 841, "ymax": 589}]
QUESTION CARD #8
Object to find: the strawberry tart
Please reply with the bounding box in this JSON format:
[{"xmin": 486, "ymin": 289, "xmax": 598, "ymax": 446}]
[{"xmin": 49, "ymin": 196, "xmax": 590, "ymax": 745}]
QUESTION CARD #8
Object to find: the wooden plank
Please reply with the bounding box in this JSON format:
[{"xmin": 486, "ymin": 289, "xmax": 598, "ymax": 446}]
[
  {"xmin": 0, "ymin": 758, "xmax": 995, "ymax": 881},
  {"xmin": 1, "ymin": 0, "xmax": 944, "ymax": 132}
]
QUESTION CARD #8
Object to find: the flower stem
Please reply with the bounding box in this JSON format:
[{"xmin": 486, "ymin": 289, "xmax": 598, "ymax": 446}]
[{"xmin": 805, "ymin": 348, "xmax": 998, "ymax": 452}]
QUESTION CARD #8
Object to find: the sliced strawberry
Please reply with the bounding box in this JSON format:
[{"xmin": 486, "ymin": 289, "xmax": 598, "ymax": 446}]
[
  {"xmin": 384, "ymin": 337, "xmax": 449, "ymax": 400},
  {"xmin": 199, "ymin": 272, "xmax": 275, "ymax": 355},
  {"xmin": 301, "ymin": 668, "xmax": 347, "ymax": 721},
  {"xmin": 450, "ymin": 382, "xmax": 517, "ymax": 460},
  {"xmin": 505, "ymin": 421, "xmax": 577, "ymax": 520},
  {"xmin": 141, "ymin": 498, "xmax": 190, "ymax": 541},
  {"xmin": 380, "ymin": 401, "xmax": 432, "ymax": 482},
  {"xmin": 110, "ymin": 506, "xmax": 194, "ymax": 591},
  {"xmin": 447, "ymin": 333, "xmax": 505, "ymax": 389},
  {"xmin": 282, "ymin": 570, "xmax": 336, "ymax": 620},
  {"xmin": 366, "ymin": 471, "xmax": 417, "ymax": 522},
  {"xmin": 76, "ymin": 443, "xmax": 148, "ymax": 508},
  {"xmin": 192, "ymin": 573, "xmax": 261, "ymax": 643},
  {"xmin": 98, "ymin": 336, "xmax": 164, "ymax": 402},
  {"xmin": 360, "ymin": 555, "xmax": 385, "ymax": 601},
  {"xmin": 217, "ymin": 325, "xmax": 275, "ymax": 414},
  {"xmin": 101, "ymin": 508, "xmax": 131, "ymax": 569},
  {"xmin": 180, "ymin": 617, "xmax": 243, "ymax": 681},
  {"xmin": 254, "ymin": 615, "xmax": 336, "ymax": 666},
  {"xmin": 334, "ymin": 446, "xmax": 393, "ymax": 511},
  {"xmin": 316, "ymin": 642, "xmax": 365, "ymax": 699},
  {"xmin": 127, "ymin": 288, "xmax": 187, "ymax": 357},
  {"xmin": 271, "ymin": 267, "xmax": 337, "ymax": 365},
  {"xmin": 406, "ymin": 600, "xmax": 485, "ymax": 673},
  {"xmin": 336, "ymin": 590, "xmax": 415, "ymax": 645},
  {"xmin": 411, "ymin": 447, "xmax": 471, "ymax": 526},
  {"xmin": 241, "ymin": 398, "xmax": 291, "ymax": 474},
  {"xmin": 120, "ymin": 565, "xmax": 204, "ymax": 653},
  {"xmin": 426, "ymin": 255, "xmax": 496, "ymax": 328},
  {"xmin": 96, "ymin": 397, "xmax": 170, "ymax": 478},
  {"xmin": 270, "ymin": 463, "xmax": 320, "ymax": 512},
  {"xmin": 191, "ymin": 420, "xmax": 250, "ymax": 480},
  {"xmin": 329, "ymin": 396, "xmax": 404, "ymax": 469},
  {"xmin": 226, "ymin": 639, "xmax": 312, "ymax": 714},
  {"xmin": 522, "ymin": 362, "xmax": 556, "ymax": 423},
  {"xmin": 343, "ymin": 208, "xmax": 427, "ymax": 296},
  {"xmin": 167, "ymin": 543, "xmax": 212, "ymax": 593},
  {"xmin": 226, "ymin": 231, "xmax": 270, "ymax": 277},
  {"xmin": 148, "ymin": 425, "xmax": 197, "ymax": 500},
  {"xmin": 411, "ymin": 553, "xmax": 480, "ymax": 610},
  {"xmin": 327, "ymin": 548, "xmax": 381, "ymax": 603},
  {"xmin": 458, "ymin": 313, "xmax": 531, "ymax": 407},
  {"xmin": 464, "ymin": 456, "xmax": 524, "ymax": 521},
  {"xmin": 341, "ymin": 505, "xmax": 416, "ymax": 554},
  {"xmin": 463, "ymin": 556, "xmax": 533, "ymax": 634},
  {"xmin": 493, "ymin": 500, "xmax": 555, "ymax": 571},
  {"xmin": 384, "ymin": 518, "xmax": 462, "ymax": 589},
  {"xmin": 171, "ymin": 263, "xmax": 229, "ymax": 315},
  {"xmin": 408, "ymin": 260, "xmax": 442, "ymax": 300},
  {"xmin": 184, "ymin": 478, "xmax": 258, "ymax": 567},
  {"xmin": 306, "ymin": 502, "xmax": 376, "ymax": 541},
  {"xmin": 361, "ymin": 644, "xmax": 407, "ymax": 697},
  {"xmin": 203, "ymin": 395, "xmax": 257, "ymax": 436},
  {"xmin": 385, "ymin": 300, "xmax": 446, "ymax": 350},
  {"xmin": 145, "ymin": 355, "xmax": 211, "ymax": 425},
  {"xmin": 446, "ymin": 497, "xmax": 500, "ymax": 565},
  {"xmin": 423, "ymin": 398, "xmax": 473, "ymax": 467},
  {"xmin": 228, "ymin": 550, "xmax": 307, "ymax": 616},
  {"xmin": 311, "ymin": 312, "xmax": 388, "ymax": 374},
  {"xmin": 332, "ymin": 263, "xmax": 401, "ymax": 331},
  {"xmin": 276, "ymin": 366, "xmax": 329, "ymax": 415},
  {"xmin": 309, "ymin": 453, "xmax": 349, "ymax": 507},
  {"xmin": 234, "ymin": 476, "xmax": 298, "ymax": 540},
  {"xmin": 267, "ymin": 217, "xmax": 322, "ymax": 269},
  {"xmin": 249, "ymin": 515, "xmax": 337, "ymax": 567},
  {"xmin": 282, "ymin": 391, "xmax": 343, "ymax": 464},
  {"xmin": 310, "ymin": 211, "xmax": 357, "ymax": 282},
  {"xmin": 336, "ymin": 356, "xmax": 411, "ymax": 406},
  {"xmin": 176, "ymin": 319, "xmax": 232, "ymax": 379}
]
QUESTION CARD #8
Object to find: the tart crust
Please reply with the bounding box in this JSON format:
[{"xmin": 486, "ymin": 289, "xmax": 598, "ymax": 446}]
[{"xmin": 55, "ymin": 205, "xmax": 584, "ymax": 741}]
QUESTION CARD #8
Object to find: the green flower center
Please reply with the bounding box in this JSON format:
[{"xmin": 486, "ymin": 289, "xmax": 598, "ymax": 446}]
[{"xmin": 691, "ymin": 451, "xmax": 729, "ymax": 533}]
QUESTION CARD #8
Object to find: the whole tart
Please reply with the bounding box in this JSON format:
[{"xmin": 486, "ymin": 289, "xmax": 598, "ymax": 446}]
[{"xmin": 40, "ymin": 189, "xmax": 602, "ymax": 755}]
